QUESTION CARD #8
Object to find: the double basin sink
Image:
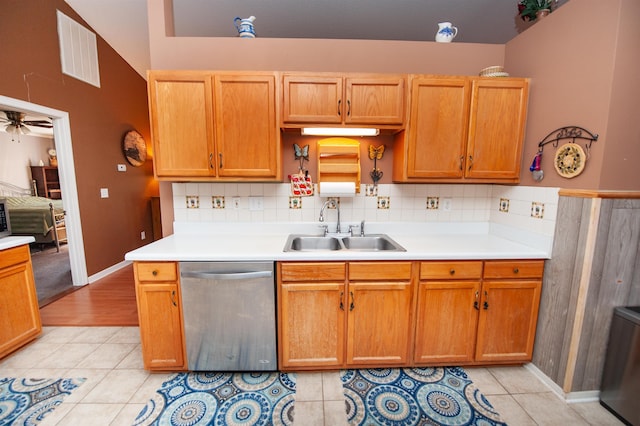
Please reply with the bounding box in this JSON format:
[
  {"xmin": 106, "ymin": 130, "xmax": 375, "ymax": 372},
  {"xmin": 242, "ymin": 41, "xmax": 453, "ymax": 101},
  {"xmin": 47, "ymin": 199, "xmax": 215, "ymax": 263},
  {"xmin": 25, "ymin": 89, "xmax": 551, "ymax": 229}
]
[{"xmin": 284, "ymin": 234, "xmax": 406, "ymax": 252}]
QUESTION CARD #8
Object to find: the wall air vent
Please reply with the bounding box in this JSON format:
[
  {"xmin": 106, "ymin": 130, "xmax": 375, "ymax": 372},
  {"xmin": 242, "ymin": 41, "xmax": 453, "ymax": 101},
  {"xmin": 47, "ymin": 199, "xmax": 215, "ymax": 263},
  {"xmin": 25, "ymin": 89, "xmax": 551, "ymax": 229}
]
[{"xmin": 56, "ymin": 10, "xmax": 101, "ymax": 88}]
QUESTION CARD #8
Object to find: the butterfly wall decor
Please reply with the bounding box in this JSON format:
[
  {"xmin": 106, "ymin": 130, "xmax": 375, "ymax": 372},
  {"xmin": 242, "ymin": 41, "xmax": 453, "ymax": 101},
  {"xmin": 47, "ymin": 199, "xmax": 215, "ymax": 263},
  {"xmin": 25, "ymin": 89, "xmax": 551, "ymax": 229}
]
[
  {"xmin": 293, "ymin": 143, "xmax": 310, "ymax": 171},
  {"xmin": 369, "ymin": 144, "xmax": 385, "ymax": 185}
]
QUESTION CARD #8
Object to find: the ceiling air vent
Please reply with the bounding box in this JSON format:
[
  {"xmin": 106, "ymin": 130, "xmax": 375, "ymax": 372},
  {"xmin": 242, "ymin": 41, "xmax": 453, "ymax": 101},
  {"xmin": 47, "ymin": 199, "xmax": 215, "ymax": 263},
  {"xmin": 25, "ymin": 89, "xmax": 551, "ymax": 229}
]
[{"xmin": 56, "ymin": 10, "xmax": 101, "ymax": 88}]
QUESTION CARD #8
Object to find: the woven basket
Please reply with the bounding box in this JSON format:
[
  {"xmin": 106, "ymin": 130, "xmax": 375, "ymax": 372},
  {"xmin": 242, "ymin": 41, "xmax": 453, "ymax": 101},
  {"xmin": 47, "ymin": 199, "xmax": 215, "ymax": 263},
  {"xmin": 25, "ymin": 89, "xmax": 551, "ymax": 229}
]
[{"xmin": 479, "ymin": 66, "xmax": 508, "ymax": 77}]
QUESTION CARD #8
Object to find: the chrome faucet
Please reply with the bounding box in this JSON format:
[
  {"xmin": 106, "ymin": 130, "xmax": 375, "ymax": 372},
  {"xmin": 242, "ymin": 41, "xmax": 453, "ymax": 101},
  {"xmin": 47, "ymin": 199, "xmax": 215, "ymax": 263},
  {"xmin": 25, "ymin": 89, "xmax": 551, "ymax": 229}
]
[{"xmin": 319, "ymin": 199, "xmax": 340, "ymax": 234}]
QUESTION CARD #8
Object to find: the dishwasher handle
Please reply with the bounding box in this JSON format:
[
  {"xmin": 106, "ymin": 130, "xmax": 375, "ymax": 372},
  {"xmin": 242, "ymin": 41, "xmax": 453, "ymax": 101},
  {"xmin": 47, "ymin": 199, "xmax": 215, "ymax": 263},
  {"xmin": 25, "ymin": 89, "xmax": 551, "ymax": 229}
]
[{"xmin": 181, "ymin": 270, "xmax": 273, "ymax": 280}]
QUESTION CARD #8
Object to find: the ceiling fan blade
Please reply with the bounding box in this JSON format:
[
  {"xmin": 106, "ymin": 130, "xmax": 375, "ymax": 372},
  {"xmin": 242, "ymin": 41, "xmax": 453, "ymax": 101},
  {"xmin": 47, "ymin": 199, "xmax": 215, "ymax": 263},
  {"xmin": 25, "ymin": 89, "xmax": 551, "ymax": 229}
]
[{"xmin": 23, "ymin": 120, "xmax": 53, "ymax": 128}]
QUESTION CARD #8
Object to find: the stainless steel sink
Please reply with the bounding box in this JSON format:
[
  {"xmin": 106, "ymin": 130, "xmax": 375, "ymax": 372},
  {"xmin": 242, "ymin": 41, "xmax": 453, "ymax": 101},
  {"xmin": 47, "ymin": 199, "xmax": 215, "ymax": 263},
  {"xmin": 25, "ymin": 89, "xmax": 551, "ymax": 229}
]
[
  {"xmin": 283, "ymin": 234, "xmax": 405, "ymax": 252},
  {"xmin": 341, "ymin": 234, "xmax": 406, "ymax": 251},
  {"xmin": 285, "ymin": 235, "xmax": 342, "ymax": 251}
]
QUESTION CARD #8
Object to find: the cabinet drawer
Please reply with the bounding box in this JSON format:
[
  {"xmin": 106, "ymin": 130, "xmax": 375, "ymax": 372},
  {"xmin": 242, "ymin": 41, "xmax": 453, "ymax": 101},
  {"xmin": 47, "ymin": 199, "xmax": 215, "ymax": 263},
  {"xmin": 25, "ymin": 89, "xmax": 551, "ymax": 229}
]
[
  {"xmin": 135, "ymin": 262, "xmax": 178, "ymax": 282},
  {"xmin": 483, "ymin": 260, "xmax": 544, "ymax": 279},
  {"xmin": 349, "ymin": 262, "xmax": 412, "ymax": 280},
  {"xmin": 280, "ymin": 262, "xmax": 346, "ymax": 282},
  {"xmin": 420, "ymin": 261, "xmax": 483, "ymax": 280},
  {"xmin": 0, "ymin": 245, "xmax": 29, "ymax": 270}
]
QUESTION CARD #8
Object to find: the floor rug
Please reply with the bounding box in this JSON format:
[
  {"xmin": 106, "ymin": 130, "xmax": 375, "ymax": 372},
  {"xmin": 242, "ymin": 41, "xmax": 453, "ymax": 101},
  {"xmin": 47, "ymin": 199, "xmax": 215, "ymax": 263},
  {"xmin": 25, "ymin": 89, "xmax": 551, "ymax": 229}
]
[
  {"xmin": 0, "ymin": 377, "xmax": 85, "ymax": 426},
  {"xmin": 134, "ymin": 372, "xmax": 296, "ymax": 426},
  {"xmin": 340, "ymin": 367, "xmax": 506, "ymax": 426}
]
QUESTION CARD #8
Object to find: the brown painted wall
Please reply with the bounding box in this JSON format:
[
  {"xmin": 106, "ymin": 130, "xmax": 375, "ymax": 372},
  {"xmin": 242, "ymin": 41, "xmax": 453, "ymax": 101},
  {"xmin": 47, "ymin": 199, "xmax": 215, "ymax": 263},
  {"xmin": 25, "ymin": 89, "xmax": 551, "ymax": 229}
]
[
  {"xmin": 0, "ymin": 0, "xmax": 155, "ymax": 275},
  {"xmin": 505, "ymin": 0, "xmax": 639, "ymax": 190}
]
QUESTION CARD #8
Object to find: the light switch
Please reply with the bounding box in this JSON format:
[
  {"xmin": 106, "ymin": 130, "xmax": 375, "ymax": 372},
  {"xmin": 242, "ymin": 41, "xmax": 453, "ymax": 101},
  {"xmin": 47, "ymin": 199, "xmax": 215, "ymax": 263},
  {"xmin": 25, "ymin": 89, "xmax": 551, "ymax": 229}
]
[
  {"xmin": 100, "ymin": 188, "xmax": 109, "ymax": 198},
  {"xmin": 249, "ymin": 196, "xmax": 264, "ymax": 211}
]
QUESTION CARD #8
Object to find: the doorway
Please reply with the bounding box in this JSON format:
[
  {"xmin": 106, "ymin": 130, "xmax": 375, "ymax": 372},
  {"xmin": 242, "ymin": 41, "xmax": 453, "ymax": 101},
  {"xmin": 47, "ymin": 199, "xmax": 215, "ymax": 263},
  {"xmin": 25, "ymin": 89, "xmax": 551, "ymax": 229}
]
[{"xmin": 0, "ymin": 95, "xmax": 88, "ymax": 287}]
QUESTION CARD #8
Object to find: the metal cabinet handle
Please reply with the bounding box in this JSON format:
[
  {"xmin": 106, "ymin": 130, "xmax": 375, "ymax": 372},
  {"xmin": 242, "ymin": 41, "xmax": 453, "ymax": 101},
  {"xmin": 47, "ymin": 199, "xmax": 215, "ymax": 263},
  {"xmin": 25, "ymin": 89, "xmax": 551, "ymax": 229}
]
[
  {"xmin": 449, "ymin": 269, "xmax": 456, "ymax": 275},
  {"xmin": 337, "ymin": 99, "xmax": 342, "ymax": 116},
  {"xmin": 209, "ymin": 153, "xmax": 214, "ymax": 169},
  {"xmin": 474, "ymin": 291, "xmax": 479, "ymax": 310},
  {"xmin": 349, "ymin": 291, "xmax": 355, "ymax": 311},
  {"xmin": 340, "ymin": 291, "xmax": 344, "ymax": 311},
  {"xmin": 152, "ymin": 270, "xmax": 158, "ymax": 276},
  {"xmin": 219, "ymin": 153, "xmax": 223, "ymax": 169},
  {"xmin": 468, "ymin": 155, "xmax": 474, "ymax": 171},
  {"xmin": 180, "ymin": 271, "xmax": 273, "ymax": 280},
  {"xmin": 513, "ymin": 267, "xmax": 520, "ymax": 274},
  {"xmin": 459, "ymin": 156, "xmax": 464, "ymax": 171},
  {"xmin": 347, "ymin": 100, "xmax": 351, "ymax": 116},
  {"xmin": 171, "ymin": 290, "xmax": 177, "ymax": 307},
  {"xmin": 483, "ymin": 290, "xmax": 489, "ymax": 310}
]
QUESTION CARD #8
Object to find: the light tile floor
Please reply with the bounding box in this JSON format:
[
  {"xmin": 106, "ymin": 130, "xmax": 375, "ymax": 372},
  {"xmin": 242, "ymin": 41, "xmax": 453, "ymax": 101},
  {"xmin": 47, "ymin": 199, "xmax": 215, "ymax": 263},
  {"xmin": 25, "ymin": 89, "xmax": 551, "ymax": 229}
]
[{"xmin": 0, "ymin": 326, "xmax": 625, "ymax": 426}]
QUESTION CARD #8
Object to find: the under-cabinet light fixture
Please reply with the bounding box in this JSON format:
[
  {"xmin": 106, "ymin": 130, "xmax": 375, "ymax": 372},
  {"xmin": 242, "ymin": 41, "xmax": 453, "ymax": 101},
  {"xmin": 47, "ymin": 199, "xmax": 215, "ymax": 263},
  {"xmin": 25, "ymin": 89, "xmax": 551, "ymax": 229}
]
[{"xmin": 301, "ymin": 127, "xmax": 380, "ymax": 137}]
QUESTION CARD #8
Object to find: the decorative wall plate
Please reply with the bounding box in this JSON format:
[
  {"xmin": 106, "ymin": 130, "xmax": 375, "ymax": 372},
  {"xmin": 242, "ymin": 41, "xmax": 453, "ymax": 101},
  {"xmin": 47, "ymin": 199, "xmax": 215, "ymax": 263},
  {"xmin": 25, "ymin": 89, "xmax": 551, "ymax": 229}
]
[
  {"xmin": 554, "ymin": 142, "xmax": 586, "ymax": 178},
  {"xmin": 122, "ymin": 130, "xmax": 147, "ymax": 167}
]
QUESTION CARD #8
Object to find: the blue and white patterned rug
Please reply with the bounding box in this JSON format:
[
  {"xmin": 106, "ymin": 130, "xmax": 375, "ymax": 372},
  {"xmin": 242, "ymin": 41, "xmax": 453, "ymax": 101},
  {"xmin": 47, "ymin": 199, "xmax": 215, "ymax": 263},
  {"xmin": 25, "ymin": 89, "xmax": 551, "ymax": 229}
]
[
  {"xmin": 134, "ymin": 372, "xmax": 296, "ymax": 426},
  {"xmin": 341, "ymin": 367, "xmax": 506, "ymax": 426},
  {"xmin": 0, "ymin": 377, "xmax": 85, "ymax": 426}
]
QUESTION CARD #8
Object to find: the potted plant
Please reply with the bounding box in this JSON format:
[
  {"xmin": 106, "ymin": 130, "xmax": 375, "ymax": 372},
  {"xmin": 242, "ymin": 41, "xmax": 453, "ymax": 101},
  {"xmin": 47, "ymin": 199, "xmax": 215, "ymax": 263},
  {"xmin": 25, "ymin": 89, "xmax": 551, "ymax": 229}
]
[{"xmin": 517, "ymin": 0, "xmax": 553, "ymax": 21}]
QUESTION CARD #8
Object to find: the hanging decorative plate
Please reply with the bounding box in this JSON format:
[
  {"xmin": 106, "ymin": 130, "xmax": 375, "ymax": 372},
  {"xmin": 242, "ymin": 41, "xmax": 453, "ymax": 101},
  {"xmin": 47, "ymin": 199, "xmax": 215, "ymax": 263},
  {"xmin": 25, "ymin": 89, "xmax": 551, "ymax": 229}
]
[
  {"xmin": 122, "ymin": 130, "xmax": 147, "ymax": 167},
  {"xmin": 554, "ymin": 142, "xmax": 586, "ymax": 178}
]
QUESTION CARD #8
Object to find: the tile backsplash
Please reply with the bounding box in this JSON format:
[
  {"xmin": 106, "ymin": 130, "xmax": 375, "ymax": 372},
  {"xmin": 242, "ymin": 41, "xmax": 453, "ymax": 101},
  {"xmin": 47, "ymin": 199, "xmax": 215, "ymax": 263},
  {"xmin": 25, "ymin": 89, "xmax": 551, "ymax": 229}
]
[{"xmin": 172, "ymin": 183, "xmax": 559, "ymax": 237}]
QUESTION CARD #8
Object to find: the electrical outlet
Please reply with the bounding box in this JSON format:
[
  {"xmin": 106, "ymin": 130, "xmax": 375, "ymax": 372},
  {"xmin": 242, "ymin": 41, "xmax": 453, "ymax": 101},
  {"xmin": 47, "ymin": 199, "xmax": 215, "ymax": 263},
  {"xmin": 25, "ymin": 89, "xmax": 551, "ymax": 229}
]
[
  {"xmin": 117, "ymin": 164, "xmax": 127, "ymax": 172},
  {"xmin": 140, "ymin": 231, "xmax": 146, "ymax": 240},
  {"xmin": 100, "ymin": 188, "xmax": 109, "ymax": 198},
  {"xmin": 441, "ymin": 198, "xmax": 452, "ymax": 211},
  {"xmin": 249, "ymin": 196, "xmax": 264, "ymax": 211},
  {"xmin": 232, "ymin": 197, "xmax": 241, "ymax": 209}
]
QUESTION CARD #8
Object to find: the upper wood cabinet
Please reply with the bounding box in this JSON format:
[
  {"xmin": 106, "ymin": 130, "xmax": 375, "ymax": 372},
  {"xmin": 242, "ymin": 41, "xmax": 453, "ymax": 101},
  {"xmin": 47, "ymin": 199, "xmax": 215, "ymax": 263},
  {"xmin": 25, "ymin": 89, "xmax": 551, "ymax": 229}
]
[
  {"xmin": 281, "ymin": 73, "xmax": 406, "ymax": 127},
  {"xmin": 148, "ymin": 71, "xmax": 280, "ymax": 180},
  {"xmin": 393, "ymin": 75, "xmax": 529, "ymax": 183}
]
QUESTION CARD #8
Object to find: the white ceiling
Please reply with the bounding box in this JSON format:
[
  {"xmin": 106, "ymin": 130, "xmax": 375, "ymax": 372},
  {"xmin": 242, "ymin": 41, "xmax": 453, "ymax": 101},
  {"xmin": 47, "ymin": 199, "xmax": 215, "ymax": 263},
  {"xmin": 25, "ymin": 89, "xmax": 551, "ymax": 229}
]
[{"xmin": 63, "ymin": 0, "xmax": 567, "ymax": 80}]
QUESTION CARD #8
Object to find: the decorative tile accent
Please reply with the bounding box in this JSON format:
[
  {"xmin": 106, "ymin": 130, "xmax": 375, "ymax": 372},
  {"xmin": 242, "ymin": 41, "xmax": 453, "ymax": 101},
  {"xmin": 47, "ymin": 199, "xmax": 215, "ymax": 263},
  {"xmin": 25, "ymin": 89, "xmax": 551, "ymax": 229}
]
[
  {"xmin": 426, "ymin": 196, "xmax": 439, "ymax": 210},
  {"xmin": 289, "ymin": 196, "xmax": 302, "ymax": 209},
  {"xmin": 212, "ymin": 196, "xmax": 225, "ymax": 209},
  {"xmin": 365, "ymin": 184, "xmax": 378, "ymax": 197},
  {"xmin": 327, "ymin": 197, "xmax": 339, "ymax": 208},
  {"xmin": 499, "ymin": 198, "xmax": 509, "ymax": 213},
  {"xmin": 377, "ymin": 196, "xmax": 390, "ymax": 209},
  {"xmin": 531, "ymin": 202, "xmax": 545, "ymax": 219},
  {"xmin": 186, "ymin": 195, "xmax": 199, "ymax": 209}
]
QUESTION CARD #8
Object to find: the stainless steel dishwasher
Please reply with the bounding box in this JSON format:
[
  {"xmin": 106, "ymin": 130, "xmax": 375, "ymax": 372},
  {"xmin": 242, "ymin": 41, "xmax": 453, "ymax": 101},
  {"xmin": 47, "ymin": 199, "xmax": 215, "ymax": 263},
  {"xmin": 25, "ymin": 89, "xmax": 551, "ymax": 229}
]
[{"xmin": 179, "ymin": 261, "xmax": 277, "ymax": 371}]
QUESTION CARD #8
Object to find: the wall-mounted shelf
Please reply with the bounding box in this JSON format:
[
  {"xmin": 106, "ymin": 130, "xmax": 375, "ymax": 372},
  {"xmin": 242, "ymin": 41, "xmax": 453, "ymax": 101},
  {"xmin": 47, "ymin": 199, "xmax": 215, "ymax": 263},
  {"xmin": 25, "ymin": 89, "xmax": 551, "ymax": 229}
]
[{"xmin": 317, "ymin": 138, "xmax": 361, "ymax": 193}]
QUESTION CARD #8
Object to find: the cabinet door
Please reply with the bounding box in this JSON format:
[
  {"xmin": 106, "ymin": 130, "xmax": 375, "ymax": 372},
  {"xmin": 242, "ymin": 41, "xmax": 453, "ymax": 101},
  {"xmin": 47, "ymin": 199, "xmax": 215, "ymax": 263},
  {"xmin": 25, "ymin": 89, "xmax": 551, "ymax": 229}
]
[
  {"xmin": 475, "ymin": 280, "xmax": 542, "ymax": 363},
  {"xmin": 214, "ymin": 74, "xmax": 280, "ymax": 178},
  {"xmin": 279, "ymin": 282, "xmax": 345, "ymax": 368},
  {"xmin": 148, "ymin": 71, "xmax": 216, "ymax": 178},
  {"xmin": 406, "ymin": 77, "xmax": 470, "ymax": 178},
  {"xmin": 345, "ymin": 76, "xmax": 405, "ymax": 125},
  {"xmin": 414, "ymin": 280, "xmax": 480, "ymax": 364},
  {"xmin": 466, "ymin": 78, "xmax": 529, "ymax": 180},
  {"xmin": 346, "ymin": 281, "xmax": 413, "ymax": 365},
  {"xmin": 0, "ymin": 246, "xmax": 41, "ymax": 359},
  {"xmin": 136, "ymin": 282, "xmax": 186, "ymax": 370},
  {"xmin": 282, "ymin": 75, "xmax": 343, "ymax": 124}
]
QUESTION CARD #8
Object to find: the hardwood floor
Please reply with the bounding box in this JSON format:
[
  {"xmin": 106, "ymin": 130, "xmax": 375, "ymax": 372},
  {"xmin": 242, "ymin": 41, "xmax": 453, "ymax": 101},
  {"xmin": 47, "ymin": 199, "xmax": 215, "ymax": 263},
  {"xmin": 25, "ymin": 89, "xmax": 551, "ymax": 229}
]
[{"xmin": 39, "ymin": 264, "xmax": 139, "ymax": 326}]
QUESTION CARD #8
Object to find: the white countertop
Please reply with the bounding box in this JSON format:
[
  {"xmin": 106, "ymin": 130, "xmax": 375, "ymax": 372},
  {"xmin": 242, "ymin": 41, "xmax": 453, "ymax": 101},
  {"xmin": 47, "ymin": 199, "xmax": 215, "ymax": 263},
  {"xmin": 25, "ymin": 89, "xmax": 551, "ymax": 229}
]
[
  {"xmin": 125, "ymin": 222, "xmax": 551, "ymax": 262},
  {"xmin": 0, "ymin": 236, "xmax": 36, "ymax": 251}
]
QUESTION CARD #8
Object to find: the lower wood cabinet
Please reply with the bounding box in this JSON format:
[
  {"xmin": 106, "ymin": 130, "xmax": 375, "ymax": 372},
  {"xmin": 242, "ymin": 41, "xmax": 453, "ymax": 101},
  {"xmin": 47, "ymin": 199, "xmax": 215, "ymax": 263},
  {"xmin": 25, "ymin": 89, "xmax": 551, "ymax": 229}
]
[
  {"xmin": 414, "ymin": 261, "xmax": 483, "ymax": 364},
  {"xmin": 475, "ymin": 260, "xmax": 544, "ymax": 363},
  {"xmin": 278, "ymin": 261, "xmax": 415, "ymax": 370},
  {"xmin": 134, "ymin": 262, "xmax": 187, "ymax": 371},
  {"xmin": 278, "ymin": 259, "xmax": 544, "ymax": 370},
  {"xmin": 415, "ymin": 259, "xmax": 543, "ymax": 366},
  {"xmin": 0, "ymin": 245, "xmax": 42, "ymax": 359}
]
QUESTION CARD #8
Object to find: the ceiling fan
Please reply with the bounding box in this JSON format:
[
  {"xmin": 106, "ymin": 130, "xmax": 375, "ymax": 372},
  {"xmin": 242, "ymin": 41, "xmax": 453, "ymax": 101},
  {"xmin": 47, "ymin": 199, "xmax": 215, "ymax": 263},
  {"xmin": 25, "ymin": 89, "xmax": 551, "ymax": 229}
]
[{"xmin": 1, "ymin": 110, "xmax": 53, "ymax": 140}]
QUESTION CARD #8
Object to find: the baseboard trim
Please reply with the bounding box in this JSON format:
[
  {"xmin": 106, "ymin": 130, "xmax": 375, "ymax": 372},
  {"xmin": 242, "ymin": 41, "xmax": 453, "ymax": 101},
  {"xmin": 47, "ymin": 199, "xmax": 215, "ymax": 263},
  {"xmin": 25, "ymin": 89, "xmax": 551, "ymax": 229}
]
[
  {"xmin": 88, "ymin": 260, "xmax": 131, "ymax": 283},
  {"xmin": 524, "ymin": 363, "xmax": 600, "ymax": 403}
]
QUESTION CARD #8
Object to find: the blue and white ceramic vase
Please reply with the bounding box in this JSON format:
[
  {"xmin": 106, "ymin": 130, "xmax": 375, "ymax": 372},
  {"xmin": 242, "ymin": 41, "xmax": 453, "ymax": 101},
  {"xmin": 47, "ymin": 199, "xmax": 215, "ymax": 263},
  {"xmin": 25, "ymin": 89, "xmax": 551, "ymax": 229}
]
[
  {"xmin": 234, "ymin": 16, "xmax": 256, "ymax": 38},
  {"xmin": 435, "ymin": 22, "xmax": 458, "ymax": 43}
]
